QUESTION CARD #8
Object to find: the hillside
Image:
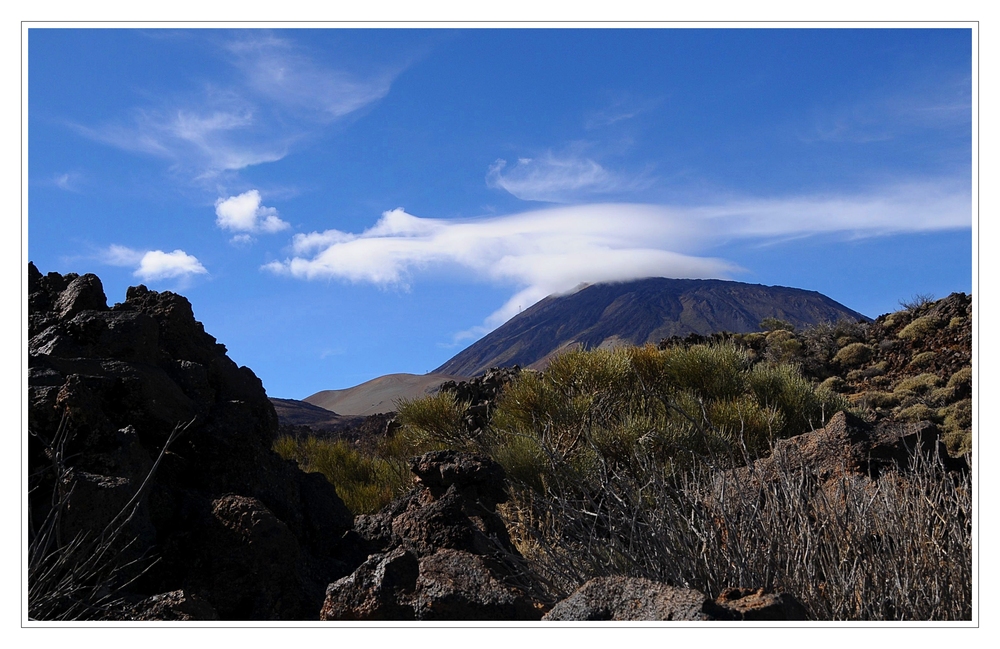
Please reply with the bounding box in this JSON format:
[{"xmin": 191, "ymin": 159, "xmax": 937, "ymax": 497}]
[
  {"xmin": 304, "ymin": 372, "xmax": 463, "ymax": 416},
  {"xmin": 435, "ymin": 278, "xmax": 869, "ymax": 377}
]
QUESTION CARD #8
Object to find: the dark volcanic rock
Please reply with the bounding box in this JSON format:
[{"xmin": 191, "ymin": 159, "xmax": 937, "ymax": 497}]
[
  {"xmin": 116, "ymin": 590, "xmax": 219, "ymax": 621},
  {"xmin": 27, "ymin": 263, "xmax": 358, "ymax": 620},
  {"xmin": 323, "ymin": 450, "xmax": 542, "ymax": 621},
  {"xmin": 438, "ymin": 367, "xmax": 521, "ymax": 437}
]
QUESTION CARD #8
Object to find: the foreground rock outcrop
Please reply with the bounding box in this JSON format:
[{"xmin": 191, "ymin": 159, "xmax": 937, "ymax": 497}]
[
  {"xmin": 321, "ymin": 450, "xmax": 544, "ymax": 620},
  {"xmin": 542, "ymin": 578, "xmax": 807, "ymax": 621},
  {"xmin": 28, "ymin": 264, "xmax": 362, "ymax": 620},
  {"xmin": 734, "ymin": 410, "xmax": 966, "ymax": 495}
]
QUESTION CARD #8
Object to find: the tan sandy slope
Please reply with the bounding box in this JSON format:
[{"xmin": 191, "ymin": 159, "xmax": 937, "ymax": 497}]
[{"xmin": 303, "ymin": 372, "xmax": 465, "ymax": 416}]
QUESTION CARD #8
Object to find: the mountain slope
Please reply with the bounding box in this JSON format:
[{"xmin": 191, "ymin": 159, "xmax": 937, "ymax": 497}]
[
  {"xmin": 304, "ymin": 372, "xmax": 463, "ymax": 416},
  {"xmin": 434, "ymin": 278, "xmax": 869, "ymax": 377}
]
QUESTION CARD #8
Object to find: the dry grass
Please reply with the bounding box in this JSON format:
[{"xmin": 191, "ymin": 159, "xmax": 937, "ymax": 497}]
[
  {"xmin": 28, "ymin": 416, "xmax": 192, "ymax": 620},
  {"xmin": 503, "ymin": 442, "xmax": 971, "ymax": 620}
]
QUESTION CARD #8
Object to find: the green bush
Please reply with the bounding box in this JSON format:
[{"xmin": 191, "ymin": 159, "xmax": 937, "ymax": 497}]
[
  {"xmin": 820, "ymin": 376, "xmax": 847, "ymax": 393},
  {"xmin": 897, "ymin": 316, "xmax": 940, "ymax": 341},
  {"xmin": 947, "ymin": 367, "xmax": 972, "ymax": 391},
  {"xmin": 833, "ymin": 342, "xmax": 873, "ymax": 368},
  {"xmin": 908, "ymin": 351, "xmax": 936, "ymax": 368},
  {"xmin": 852, "ymin": 391, "xmax": 900, "ymax": 409},
  {"xmin": 395, "ymin": 391, "xmax": 471, "ymax": 450},
  {"xmin": 759, "ymin": 317, "xmax": 795, "ymax": 332},
  {"xmin": 896, "ymin": 403, "xmax": 941, "ymax": 424},
  {"xmin": 273, "ymin": 436, "xmax": 411, "ymax": 514},
  {"xmin": 943, "ymin": 398, "xmax": 972, "ymax": 433},
  {"xmin": 894, "ymin": 373, "xmax": 942, "ymax": 395}
]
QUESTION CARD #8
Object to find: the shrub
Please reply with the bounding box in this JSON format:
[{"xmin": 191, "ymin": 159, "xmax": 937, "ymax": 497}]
[
  {"xmin": 942, "ymin": 398, "xmax": 972, "ymax": 433},
  {"xmin": 927, "ymin": 387, "xmax": 956, "ymax": 408},
  {"xmin": 898, "ymin": 293, "xmax": 936, "ymax": 310},
  {"xmin": 846, "ymin": 361, "xmax": 888, "ymax": 382},
  {"xmin": 852, "ymin": 391, "xmax": 900, "ymax": 409},
  {"xmin": 273, "ymin": 435, "xmax": 411, "ymax": 514},
  {"xmin": 747, "ymin": 363, "xmax": 845, "ymax": 434},
  {"xmin": 942, "ymin": 430, "xmax": 972, "ymax": 457},
  {"xmin": 833, "ymin": 342, "xmax": 873, "ymax": 368},
  {"xmin": 898, "ymin": 316, "xmax": 940, "ymax": 341},
  {"xmin": 820, "ymin": 376, "xmax": 847, "ymax": 393},
  {"xmin": 483, "ymin": 342, "xmax": 848, "ymax": 488},
  {"xmin": 506, "ymin": 442, "xmax": 971, "ymax": 620},
  {"xmin": 947, "ymin": 367, "xmax": 972, "ymax": 395},
  {"xmin": 894, "ymin": 373, "xmax": 942, "ymax": 395},
  {"xmin": 395, "ymin": 391, "xmax": 471, "ymax": 450},
  {"xmin": 895, "ymin": 403, "xmax": 941, "ymax": 424},
  {"xmin": 760, "ymin": 317, "xmax": 795, "ymax": 332},
  {"xmin": 908, "ymin": 351, "xmax": 936, "ymax": 368}
]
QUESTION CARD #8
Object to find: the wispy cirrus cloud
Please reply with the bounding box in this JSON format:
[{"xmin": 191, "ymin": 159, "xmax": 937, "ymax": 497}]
[
  {"xmin": 264, "ymin": 178, "xmax": 969, "ymax": 334},
  {"xmin": 72, "ymin": 33, "xmax": 401, "ymax": 180},
  {"xmin": 226, "ymin": 34, "xmax": 395, "ymax": 122},
  {"xmin": 487, "ymin": 153, "xmax": 650, "ymax": 203},
  {"xmin": 102, "ymin": 244, "xmax": 208, "ymax": 283},
  {"xmin": 802, "ymin": 74, "xmax": 971, "ymax": 144}
]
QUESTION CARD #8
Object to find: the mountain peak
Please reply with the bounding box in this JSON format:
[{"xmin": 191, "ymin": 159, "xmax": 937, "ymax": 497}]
[{"xmin": 435, "ymin": 278, "xmax": 868, "ymax": 377}]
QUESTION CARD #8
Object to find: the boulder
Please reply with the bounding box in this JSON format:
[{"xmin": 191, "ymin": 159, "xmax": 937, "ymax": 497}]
[
  {"xmin": 324, "ymin": 450, "xmax": 543, "ymax": 620},
  {"xmin": 542, "ymin": 577, "xmax": 807, "ymax": 621},
  {"xmin": 737, "ymin": 410, "xmax": 962, "ymax": 490},
  {"xmin": 117, "ymin": 590, "xmax": 219, "ymax": 621},
  {"xmin": 542, "ymin": 577, "xmax": 711, "ymax": 621}
]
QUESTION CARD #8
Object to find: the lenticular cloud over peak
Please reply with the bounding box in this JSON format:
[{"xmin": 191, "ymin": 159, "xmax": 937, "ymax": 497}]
[{"xmin": 263, "ymin": 180, "xmax": 968, "ymax": 331}]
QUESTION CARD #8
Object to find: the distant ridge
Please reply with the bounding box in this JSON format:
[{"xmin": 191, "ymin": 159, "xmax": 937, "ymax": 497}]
[
  {"xmin": 434, "ymin": 278, "xmax": 869, "ymax": 377},
  {"xmin": 304, "ymin": 372, "xmax": 464, "ymax": 416}
]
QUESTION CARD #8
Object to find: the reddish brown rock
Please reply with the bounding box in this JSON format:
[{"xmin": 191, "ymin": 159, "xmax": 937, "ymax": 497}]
[{"xmin": 324, "ymin": 450, "xmax": 543, "ymax": 621}]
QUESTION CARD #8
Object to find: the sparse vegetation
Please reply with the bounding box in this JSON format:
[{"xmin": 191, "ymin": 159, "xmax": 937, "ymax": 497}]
[
  {"xmin": 271, "ymin": 292, "xmax": 973, "ymax": 621},
  {"xmin": 898, "ymin": 316, "xmax": 941, "ymax": 341},
  {"xmin": 833, "ymin": 342, "xmax": 873, "ymax": 367},
  {"xmin": 274, "ymin": 435, "xmax": 413, "ymax": 514},
  {"xmin": 503, "ymin": 441, "xmax": 971, "ymax": 620}
]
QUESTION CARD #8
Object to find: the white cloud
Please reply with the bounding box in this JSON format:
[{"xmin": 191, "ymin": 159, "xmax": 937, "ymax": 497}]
[
  {"xmin": 73, "ymin": 34, "xmax": 401, "ymax": 180},
  {"xmin": 226, "ymin": 34, "xmax": 395, "ymax": 121},
  {"xmin": 215, "ymin": 190, "xmax": 290, "ymax": 234},
  {"xmin": 486, "ymin": 153, "xmax": 646, "ymax": 203},
  {"xmin": 265, "ymin": 179, "xmax": 969, "ymax": 334},
  {"xmin": 53, "ymin": 172, "xmax": 82, "ymax": 191},
  {"xmin": 102, "ymin": 245, "xmax": 208, "ymax": 282}
]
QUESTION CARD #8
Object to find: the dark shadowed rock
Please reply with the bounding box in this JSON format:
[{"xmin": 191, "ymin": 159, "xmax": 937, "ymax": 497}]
[
  {"xmin": 320, "ymin": 547, "xmax": 420, "ymax": 621},
  {"xmin": 117, "ymin": 590, "xmax": 219, "ymax": 621},
  {"xmin": 27, "ymin": 263, "xmax": 358, "ymax": 621},
  {"xmin": 324, "ymin": 450, "xmax": 542, "ymax": 621},
  {"xmin": 413, "ymin": 549, "xmax": 541, "ymax": 621}
]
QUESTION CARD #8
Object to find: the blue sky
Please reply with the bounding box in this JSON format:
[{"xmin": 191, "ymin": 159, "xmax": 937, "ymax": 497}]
[{"xmin": 28, "ymin": 28, "xmax": 973, "ymax": 399}]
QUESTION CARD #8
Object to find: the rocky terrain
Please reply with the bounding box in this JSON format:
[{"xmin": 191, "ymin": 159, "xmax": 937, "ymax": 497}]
[
  {"xmin": 27, "ymin": 264, "xmax": 362, "ymax": 620},
  {"xmin": 27, "ymin": 265, "xmax": 969, "ymax": 621}
]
